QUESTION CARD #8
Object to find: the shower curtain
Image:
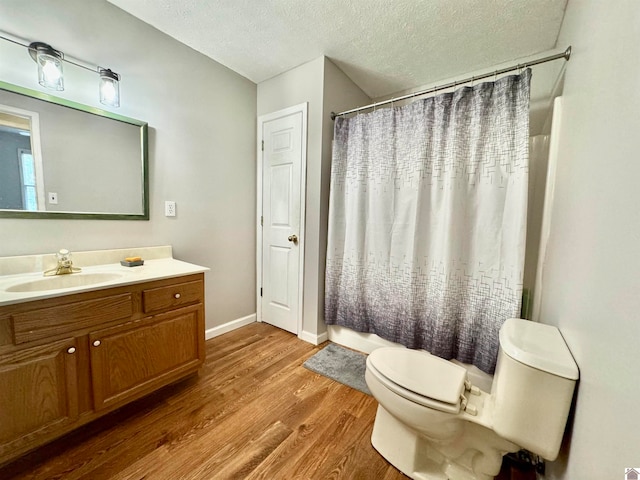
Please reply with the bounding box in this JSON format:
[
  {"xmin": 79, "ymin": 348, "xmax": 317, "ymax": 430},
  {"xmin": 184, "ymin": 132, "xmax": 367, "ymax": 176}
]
[{"xmin": 325, "ymin": 70, "xmax": 531, "ymax": 374}]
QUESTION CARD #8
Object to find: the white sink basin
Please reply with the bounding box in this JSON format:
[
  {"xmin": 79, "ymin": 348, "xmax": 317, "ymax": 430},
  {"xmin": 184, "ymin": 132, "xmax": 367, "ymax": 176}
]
[{"xmin": 5, "ymin": 272, "xmax": 125, "ymax": 293}]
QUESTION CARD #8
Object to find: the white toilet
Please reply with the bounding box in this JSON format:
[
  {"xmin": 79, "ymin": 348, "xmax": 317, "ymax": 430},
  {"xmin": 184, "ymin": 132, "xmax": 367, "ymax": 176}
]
[{"xmin": 365, "ymin": 318, "xmax": 579, "ymax": 480}]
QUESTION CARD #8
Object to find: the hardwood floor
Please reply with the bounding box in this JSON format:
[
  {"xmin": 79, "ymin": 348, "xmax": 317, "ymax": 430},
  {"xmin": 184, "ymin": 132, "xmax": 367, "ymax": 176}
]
[{"xmin": 0, "ymin": 322, "xmax": 408, "ymax": 480}]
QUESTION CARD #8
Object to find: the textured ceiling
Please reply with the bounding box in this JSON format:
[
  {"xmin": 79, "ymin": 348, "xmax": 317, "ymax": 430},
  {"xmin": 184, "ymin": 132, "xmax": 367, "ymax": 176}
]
[{"xmin": 107, "ymin": 0, "xmax": 568, "ymax": 98}]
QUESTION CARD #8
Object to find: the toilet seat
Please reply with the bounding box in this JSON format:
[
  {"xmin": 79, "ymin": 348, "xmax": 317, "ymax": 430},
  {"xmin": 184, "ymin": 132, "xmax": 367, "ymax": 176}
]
[{"xmin": 367, "ymin": 348, "xmax": 467, "ymax": 414}]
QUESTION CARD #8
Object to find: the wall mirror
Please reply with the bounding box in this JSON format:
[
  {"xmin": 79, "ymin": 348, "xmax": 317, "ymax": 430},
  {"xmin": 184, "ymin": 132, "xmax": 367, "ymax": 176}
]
[{"xmin": 0, "ymin": 81, "xmax": 148, "ymax": 220}]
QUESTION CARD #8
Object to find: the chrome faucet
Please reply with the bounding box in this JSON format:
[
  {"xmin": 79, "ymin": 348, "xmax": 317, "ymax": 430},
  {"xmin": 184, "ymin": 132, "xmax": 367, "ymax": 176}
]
[{"xmin": 44, "ymin": 249, "xmax": 82, "ymax": 276}]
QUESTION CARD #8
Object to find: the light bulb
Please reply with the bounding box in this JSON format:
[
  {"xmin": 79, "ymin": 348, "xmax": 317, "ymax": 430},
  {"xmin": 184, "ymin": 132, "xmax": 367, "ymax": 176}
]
[
  {"xmin": 99, "ymin": 69, "xmax": 120, "ymax": 108},
  {"xmin": 101, "ymin": 80, "xmax": 116, "ymax": 103},
  {"xmin": 42, "ymin": 59, "xmax": 61, "ymax": 82},
  {"xmin": 35, "ymin": 48, "xmax": 64, "ymax": 90}
]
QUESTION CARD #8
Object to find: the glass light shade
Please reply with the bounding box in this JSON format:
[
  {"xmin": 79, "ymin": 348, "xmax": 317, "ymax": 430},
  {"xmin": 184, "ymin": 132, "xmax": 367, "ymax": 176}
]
[
  {"xmin": 36, "ymin": 49, "xmax": 64, "ymax": 91},
  {"xmin": 99, "ymin": 69, "xmax": 120, "ymax": 108}
]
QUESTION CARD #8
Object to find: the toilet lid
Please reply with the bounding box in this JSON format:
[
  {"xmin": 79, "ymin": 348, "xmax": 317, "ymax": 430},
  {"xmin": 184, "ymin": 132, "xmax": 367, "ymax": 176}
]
[{"xmin": 368, "ymin": 348, "xmax": 467, "ymax": 406}]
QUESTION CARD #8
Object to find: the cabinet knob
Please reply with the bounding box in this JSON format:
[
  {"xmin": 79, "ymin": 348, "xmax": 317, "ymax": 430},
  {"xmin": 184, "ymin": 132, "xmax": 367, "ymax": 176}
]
[
  {"xmin": 174, "ymin": 293, "xmax": 181, "ymax": 299},
  {"xmin": 67, "ymin": 347, "xmax": 76, "ymax": 354},
  {"xmin": 93, "ymin": 340, "xmax": 101, "ymax": 347}
]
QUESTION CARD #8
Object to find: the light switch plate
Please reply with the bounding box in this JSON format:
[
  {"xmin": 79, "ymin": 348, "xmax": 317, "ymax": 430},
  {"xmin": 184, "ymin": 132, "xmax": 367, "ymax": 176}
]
[{"xmin": 48, "ymin": 192, "xmax": 58, "ymax": 204}]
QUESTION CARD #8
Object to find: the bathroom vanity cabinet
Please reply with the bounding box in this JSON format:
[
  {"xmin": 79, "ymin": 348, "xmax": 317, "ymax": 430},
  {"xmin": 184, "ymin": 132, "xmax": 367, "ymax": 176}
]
[{"xmin": 0, "ymin": 273, "xmax": 205, "ymax": 466}]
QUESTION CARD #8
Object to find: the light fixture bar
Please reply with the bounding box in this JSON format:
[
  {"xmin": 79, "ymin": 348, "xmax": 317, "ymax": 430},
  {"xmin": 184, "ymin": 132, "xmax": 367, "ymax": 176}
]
[
  {"xmin": 0, "ymin": 31, "xmax": 122, "ymax": 107},
  {"xmin": 0, "ymin": 33, "xmax": 27, "ymax": 48}
]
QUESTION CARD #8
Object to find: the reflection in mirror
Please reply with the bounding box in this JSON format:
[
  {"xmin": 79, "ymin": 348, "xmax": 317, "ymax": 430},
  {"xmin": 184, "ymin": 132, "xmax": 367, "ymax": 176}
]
[
  {"xmin": 0, "ymin": 81, "xmax": 148, "ymax": 220},
  {"xmin": 0, "ymin": 104, "xmax": 45, "ymax": 211}
]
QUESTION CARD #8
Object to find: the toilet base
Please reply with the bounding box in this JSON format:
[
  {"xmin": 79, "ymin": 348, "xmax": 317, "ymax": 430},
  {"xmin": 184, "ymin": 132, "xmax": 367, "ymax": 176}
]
[{"xmin": 371, "ymin": 405, "xmax": 517, "ymax": 480}]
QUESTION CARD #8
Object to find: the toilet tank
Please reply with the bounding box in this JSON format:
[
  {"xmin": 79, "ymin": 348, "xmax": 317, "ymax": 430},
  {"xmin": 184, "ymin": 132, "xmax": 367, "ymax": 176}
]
[{"xmin": 491, "ymin": 319, "xmax": 578, "ymax": 460}]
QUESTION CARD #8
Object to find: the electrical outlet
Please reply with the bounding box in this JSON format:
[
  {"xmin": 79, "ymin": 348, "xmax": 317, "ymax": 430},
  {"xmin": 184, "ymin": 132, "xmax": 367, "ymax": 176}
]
[
  {"xmin": 48, "ymin": 192, "xmax": 58, "ymax": 204},
  {"xmin": 165, "ymin": 201, "xmax": 176, "ymax": 217}
]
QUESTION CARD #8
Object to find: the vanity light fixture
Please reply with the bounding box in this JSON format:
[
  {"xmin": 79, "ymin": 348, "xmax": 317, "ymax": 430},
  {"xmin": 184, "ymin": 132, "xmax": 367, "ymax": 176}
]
[
  {"xmin": 0, "ymin": 32, "xmax": 122, "ymax": 108},
  {"xmin": 99, "ymin": 68, "xmax": 120, "ymax": 107},
  {"xmin": 28, "ymin": 42, "xmax": 64, "ymax": 91}
]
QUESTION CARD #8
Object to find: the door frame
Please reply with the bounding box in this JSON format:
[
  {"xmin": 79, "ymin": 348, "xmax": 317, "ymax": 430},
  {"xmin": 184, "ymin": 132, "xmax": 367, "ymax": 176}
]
[
  {"xmin": 0, "ymin": 104, "xmax": 46, "ymax": 210},
  {"xmin": 256, "ymin": 103, "xmax": 308, "ymax": 336}
]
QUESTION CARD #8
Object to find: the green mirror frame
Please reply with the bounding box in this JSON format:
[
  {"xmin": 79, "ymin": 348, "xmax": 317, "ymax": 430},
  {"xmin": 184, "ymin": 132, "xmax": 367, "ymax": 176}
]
[{"xmin": 0, "ymin": 80, "xmax": 149, "ymax": 220}]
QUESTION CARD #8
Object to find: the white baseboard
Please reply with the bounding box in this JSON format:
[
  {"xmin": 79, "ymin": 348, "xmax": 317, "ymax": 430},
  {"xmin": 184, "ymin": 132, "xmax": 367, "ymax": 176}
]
[
  {"xmin": 205, "ymin": 313, "xmax": 257, "ymax": 340},
  {"xmin": 207, "ymin": 315, "xmax": 332, "ymax": 348},
  {"xmin": 298, "ymin": 329, "xmax": 328, "ymax": 345}
]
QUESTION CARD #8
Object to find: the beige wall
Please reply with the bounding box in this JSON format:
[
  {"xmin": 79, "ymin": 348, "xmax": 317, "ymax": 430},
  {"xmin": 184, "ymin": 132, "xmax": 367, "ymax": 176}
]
[
  {"xmin": 257, "ymin": 56, "xmax": 325, "ymax": 338},
  {"xmin": 539, "ymin": 1, "xmax": 640, "ymax": 477},
  {"xmin": 0, "ymin": 0, "xmax": 257, "ymax": 331},
  {"xmin": 257, "ymin": 56, "xmax": 369, "ymax": 339}
]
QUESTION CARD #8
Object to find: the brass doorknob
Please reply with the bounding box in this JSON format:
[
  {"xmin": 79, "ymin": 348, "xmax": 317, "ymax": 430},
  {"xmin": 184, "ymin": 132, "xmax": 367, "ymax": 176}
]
[{"xmin": 288, "ymin": 234, "xmax": 298, "ymax": 244}]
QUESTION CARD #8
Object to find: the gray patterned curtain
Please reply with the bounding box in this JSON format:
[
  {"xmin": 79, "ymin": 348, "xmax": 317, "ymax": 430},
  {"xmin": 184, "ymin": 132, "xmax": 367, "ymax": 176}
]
[{"xmin": 325, "ymin": 70, "xmax": 531, "ymax": 373}]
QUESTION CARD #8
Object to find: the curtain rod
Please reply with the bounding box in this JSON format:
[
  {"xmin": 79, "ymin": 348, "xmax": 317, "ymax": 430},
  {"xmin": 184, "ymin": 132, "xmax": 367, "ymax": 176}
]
[{"xmin": 331, "ymin": 46, "xmax": 571, "ymax": 120}]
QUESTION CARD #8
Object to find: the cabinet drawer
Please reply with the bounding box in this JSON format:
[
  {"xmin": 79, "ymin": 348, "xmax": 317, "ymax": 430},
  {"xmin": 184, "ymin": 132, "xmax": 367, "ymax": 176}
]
[
  {"xmin": 142, "ymin": 280, "xmax": 203, "ymax": 314},
  {"xmin": 12, "ymin": 294, "xmax": 132, "ymax": 345}
]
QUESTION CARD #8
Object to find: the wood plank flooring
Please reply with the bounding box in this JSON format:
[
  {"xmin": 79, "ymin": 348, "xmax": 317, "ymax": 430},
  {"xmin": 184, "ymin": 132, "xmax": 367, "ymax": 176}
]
[{"xmin": 0, "ymin": 322, "xmax": 408, "ymax": 480}]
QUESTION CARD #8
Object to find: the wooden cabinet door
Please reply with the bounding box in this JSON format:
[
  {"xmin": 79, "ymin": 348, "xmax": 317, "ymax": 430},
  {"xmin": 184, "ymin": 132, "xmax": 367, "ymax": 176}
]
[
  {"xmin": 90, "ymin": 304, "xmax": 204, "ymax": 411},
  {"xmin": 0, "ymin": 338, "xmax": 78, "ymax": 461}
]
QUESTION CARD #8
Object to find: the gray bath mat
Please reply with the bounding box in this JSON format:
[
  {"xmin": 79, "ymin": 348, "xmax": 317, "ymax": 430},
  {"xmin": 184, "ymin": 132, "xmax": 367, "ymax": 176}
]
[{"xmin": 303, "ymin": 343, "xmax": 371, "ymax": 395}]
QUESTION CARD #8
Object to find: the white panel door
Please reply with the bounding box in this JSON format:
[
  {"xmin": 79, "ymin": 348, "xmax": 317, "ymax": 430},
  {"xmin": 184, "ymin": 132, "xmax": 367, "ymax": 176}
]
[{"xmin": 261, "ymin": 108, "xmax": 304, "ymax": 334}]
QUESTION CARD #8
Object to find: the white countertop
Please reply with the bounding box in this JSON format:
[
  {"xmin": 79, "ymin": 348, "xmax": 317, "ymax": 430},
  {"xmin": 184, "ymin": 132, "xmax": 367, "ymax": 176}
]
[{"xmin": 0, "ymin": 247, "xmax": 209, "ymax": 307}]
